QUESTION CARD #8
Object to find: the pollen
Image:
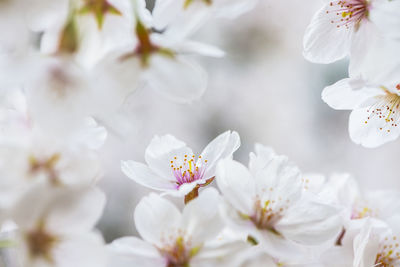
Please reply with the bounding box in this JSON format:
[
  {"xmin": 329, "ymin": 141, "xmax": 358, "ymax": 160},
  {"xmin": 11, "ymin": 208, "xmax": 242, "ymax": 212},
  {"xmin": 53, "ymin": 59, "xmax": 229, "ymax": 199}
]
[
  {"xmin": 326, "ymin": 0, "xmax": 369, "ymax": 30},
  {"xmin": 364, "ymin": 88, "xmax": 400, "ymax": 133},
  {"xmin": 170, "ymin": 154, "xmax": 208, "ymax": 186},
  {"xmin": 375, "ymin": 235, "xmax": 400, "ymax": 267}
]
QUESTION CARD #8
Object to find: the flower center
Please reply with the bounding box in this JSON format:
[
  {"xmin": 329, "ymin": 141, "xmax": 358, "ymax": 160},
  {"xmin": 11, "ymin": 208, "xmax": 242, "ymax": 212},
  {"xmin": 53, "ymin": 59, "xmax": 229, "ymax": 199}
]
[
  {"xmin": 375, "ymin": 235, "xmax": 400, "ymax": 267},
  {"xmin": 351, "ymin": 204, "xmax": 377, "ymax": 219},
  {"xmin": 170, "ymin": 154, "xmax": 208, "ymax": 187},
  {"xmin": 159, "ymin": 236, "xmax": 199, "ymax": 267},
  {"xmin": 119, "ymin": 20, "xmax": 174, "ymax": 67},
  {"xmin": 326, "ymin": 0, "xmax": 369, "ymax": 29},
  {"xmin": 29, "ymin": 154, "xmax": 61, "ymax": 186},
  {"xmin": 78, "ymin": 0, "xmax": 122, "ymax": 29},
  {"xmin": 25, "ymin": 222, "xmax": 59, "ymax": 262},
  {"xmin": 365, "ymin": 85, "xmax": 400, "ymax": 133},
  {"xmin": 249, "ymin": 195, "xmax": 290, "ymax": 234}
]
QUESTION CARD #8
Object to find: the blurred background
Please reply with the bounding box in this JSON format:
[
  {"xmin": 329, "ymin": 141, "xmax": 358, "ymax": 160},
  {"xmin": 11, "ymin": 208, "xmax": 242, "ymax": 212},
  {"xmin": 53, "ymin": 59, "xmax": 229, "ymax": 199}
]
[{"xmin": 97, "ymin": 0, "xmax": 400, "ymax": 242}]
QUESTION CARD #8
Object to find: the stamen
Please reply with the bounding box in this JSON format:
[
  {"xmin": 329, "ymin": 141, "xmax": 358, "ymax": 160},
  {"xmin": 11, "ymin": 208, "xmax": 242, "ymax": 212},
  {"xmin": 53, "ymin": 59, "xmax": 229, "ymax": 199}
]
[
  {"xmin": 364, "ymin": 87, "xmax": 400, "ymax": 133},
  {"xmin": 326, "ymin": 0, "xmax": 369, "ymax": 29},
  {"xmin": 170, "ymin": 154, "xmax": 208, "ymax": 187}
]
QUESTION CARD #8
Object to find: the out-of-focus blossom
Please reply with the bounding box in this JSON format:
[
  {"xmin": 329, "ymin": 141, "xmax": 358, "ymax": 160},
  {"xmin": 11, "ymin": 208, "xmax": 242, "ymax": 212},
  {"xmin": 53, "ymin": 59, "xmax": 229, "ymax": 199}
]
[
  {"xmin": 310, "ymin": 173, "xmax": 400, "ymax": 223},
  {"xmin": 216, "ymin": 144, "xmax": 342, "ymax": 262},
  {"xmin": 97, "ymin": 0, "xmax": 223, "ymax": 103},
  {"xmin": 303, "ymin": 0, "xmax": 400, "ymax": 72},
  {"xmin": 108, "ymin": 188, "xmax": 235, "ymax": 267},
  {"xmin": 10, "ymin": 184, "xmax": 106, "ymax": 267},
  {"xmin": 0, "ymin": 91, "xmax": 106, "ymax": 211},
  {"xmin": 121, "ymin": 131, "xmax": 239, "ymax": 200},
  {"xmin": 152, "ymin": 0, "xmax": 259, "ymax": 39}
]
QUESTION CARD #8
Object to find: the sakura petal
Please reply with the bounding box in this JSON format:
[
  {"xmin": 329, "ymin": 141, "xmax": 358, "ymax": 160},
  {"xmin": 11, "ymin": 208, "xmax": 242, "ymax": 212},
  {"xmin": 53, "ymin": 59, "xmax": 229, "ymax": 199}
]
[
  {"xmin": 275, "ymin": 194, "xmax": 342, "ymax": 245},
  {"xmin": 121, "ymin": 160, "xmax": 177, "ymax": 191},
  {"xmin": 145, "ymin": 55, "xmax": 207, "ymax": 103},
  {"xmin": 108, "ymin": 236, "xmax": 164, "ymax": 267},
  {"xmin": 199, "ymin": 130, "xmax": 240, "ymax": 179},
  {"xmin": 216, "ymin": 159, "xmax": 255, "ymax": 214},
  {"xmin": 53, "ymin": 232, "xmax": 106, "ymax": 267},
  {"xmin": 303, "ymin": 3, "xmax": 352, "ymax": 63},
  {"xmin": 144, "ymin": 134, "xmax": 192, "ymax": 179},
  {"xmin": 134, "ymin": 193, "xmax": 181, "ymax": 246},
  {"xmin": 349, "ymin": 107, "xmax": 400, "ymax": 148},
  {"xmin": 322, "ymin": 78, "xmax": 384, "ymax": 110},
  {"xmin": 181, "ymin": 188, "xmax": 223, "ymax": 245}
]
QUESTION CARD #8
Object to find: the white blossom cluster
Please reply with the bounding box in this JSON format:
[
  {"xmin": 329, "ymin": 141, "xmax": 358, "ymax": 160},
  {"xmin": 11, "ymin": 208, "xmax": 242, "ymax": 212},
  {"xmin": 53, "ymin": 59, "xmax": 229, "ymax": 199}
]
[
  {"xmin": 304, "ymin": 0, "xmax": 400, "ymax": 148},
  {"xmin": 0, "ymin": 0, "xmax": 399, "ymax": 267}
]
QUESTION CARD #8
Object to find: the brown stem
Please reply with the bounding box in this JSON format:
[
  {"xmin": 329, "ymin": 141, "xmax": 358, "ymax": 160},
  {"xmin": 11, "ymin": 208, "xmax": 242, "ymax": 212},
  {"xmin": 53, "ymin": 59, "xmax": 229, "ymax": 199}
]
[{"xmin": 184, "ymin": 185, "xmax": 200, "ymax": 204}]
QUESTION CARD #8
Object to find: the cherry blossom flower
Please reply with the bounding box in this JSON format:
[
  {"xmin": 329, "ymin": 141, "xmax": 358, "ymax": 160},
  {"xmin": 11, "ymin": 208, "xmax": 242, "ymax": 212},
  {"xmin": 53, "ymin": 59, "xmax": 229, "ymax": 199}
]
[
  {"xmin": 322, "ymin": 57, "xmax": 400, "ymax": 147},
  {"xmin": 121, "ymin": 131, "xmax": 240, "ymax": 201},
  {"xmin": 96, "ymin": 0, "xmax": 225, "ymax": 103},
  {"xmin": 10, "ymin": 184, "xmax": 106, "ymax": 267},
  {"xmin": 108, "ymin": 188, "xmax": 235, "ymax": 267},
  {"xmin": 303, "ymin": 0, "xmax": 400, "ymax": 72},
  {"xmin": 0, "ymin": 92, "xmax": 106, "ymax": 211},
  {"xmin": 319, "ymin": 217, "xmax": 400, "ymax": 267},
  {"xmin": 215, "ymin": 144, "xmax": 342, "ymax": 261}
]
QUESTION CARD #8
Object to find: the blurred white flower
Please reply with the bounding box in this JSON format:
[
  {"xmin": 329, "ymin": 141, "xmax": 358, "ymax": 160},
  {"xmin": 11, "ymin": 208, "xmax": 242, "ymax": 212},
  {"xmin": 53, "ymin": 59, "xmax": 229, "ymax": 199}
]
[
  {"xmin": 108, "ymin": 188, "xmax": 234, "ymax": 267},
  {"xmin": 0, "ymin": 92, "xmax": 106, "ymax": 210},
  {"xmin": 303, "ymin": 0, "xmax": 400, "ymax": 72},
  {"xmin": 11, "ymin": 184, "xmax": 106, "ymax": 267},
  {"xmin": 310, "ymin": 173, "xmax": 400, "ymax": 222},
  {"xmin": 216, "ymin": 144, "xmax": 342, "ymax": 261},
  {"xmin": 152, "ymin": 0, "xmax": 259, "ymax": 39},
  {"xmin": 121, "ymin": 131, "xmax": 239, "ymax": 201},
  {"xmin": 97, "ymin": 0, "xmax": 225, "ymax": 103}
]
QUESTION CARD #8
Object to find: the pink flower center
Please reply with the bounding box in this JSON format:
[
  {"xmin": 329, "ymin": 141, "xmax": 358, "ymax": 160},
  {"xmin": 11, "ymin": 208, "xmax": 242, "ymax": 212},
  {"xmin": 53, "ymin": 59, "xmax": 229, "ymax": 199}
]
[
  {"xmin": 326, "ymin": 0, "xmax": 369, "ymax": 29},
  {"xmin": 170, "ymin": 155, "xmax": 208, "ymax": 187}
]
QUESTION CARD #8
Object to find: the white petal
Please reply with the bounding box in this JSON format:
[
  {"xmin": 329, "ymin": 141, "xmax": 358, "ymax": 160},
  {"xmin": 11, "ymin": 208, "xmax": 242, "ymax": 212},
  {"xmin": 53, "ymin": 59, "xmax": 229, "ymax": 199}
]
[
  {"xmin": 53, "ymin": 232, "xmax": 106, "ymax": 267},
  {"xmin": 45, "ymin": 187, "xmax": 106, "ymax": 234},
  {"xmin": 216, "ymin": 159, "xmax": 255, "ymax": 214},
  {"xmin": 322, "ymin": 78, "xmax": 384, "ymax": 110},
  {"xmin": 349, "ymin": 107, "xmax": 400, "ymax": 148},
  {"xmin": 181, "ymin": 188, "xmax": 223, "ymax": 245},
  {"xmin": 177, "ymin": 40, "xmax": 225, "ymax": 58},
  {"xmin": 303, "ymin": 3, "xmax": 353, "ymax": 63},
  {"xmin": 121, "ymin": 160, "xmax": 177, "ymax": 191},
  {"xmin": 159, "ymin": 181, "xmax": 199, "ymax": 197},
  {"xmin": 214, "ymin": 0, "xmax": 259, "ymax": 19},
  {"xmin": 13, "ymin": 185, "xmax": 105, "ymax": 234},
  {"xmin": 276, "ymin": 193, "xmax": 342, "ymax": 245},
  {"xmin": 144, "ymin": 134, "xmax": 193, "ymax": 179},
  {"xmin": 145, "ymin": 55, "xmax": 207, "ymax": 103},
  {"xmin": 200, "ymin": 131, "xmax": 240, "ymax": 179},
  {"xmin": 348, "ymin": 21, "xmax": 382, "ymax": 76},
  {"xmin": 248, "ymin": 144, "xmax": 276, "ymax": 176},
  {"xmin": 108, "ymin": 236, "xmax": 164, "ymax": 267},
  {"xmin": 253, "ymin": 153, "xmax": 303, "ymax": 205},
  {"xmin": 152, "ymin": 0, "xmax": 210, "ymax": 40},
  {"xmin": 134, "ymin": 193, "xmax": 181, "ymax": 246},
  {"xmin": 353, "ymin": 219, "xmax": 381, "ymax": 267},
  {"xmin": 370, "ymin": 0, "xmax": 400, "ymax": 40},
  {"xmin": 365, "ymin": 190, "xmax": 400, "ymax": 222}
]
